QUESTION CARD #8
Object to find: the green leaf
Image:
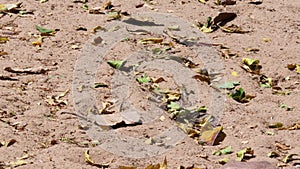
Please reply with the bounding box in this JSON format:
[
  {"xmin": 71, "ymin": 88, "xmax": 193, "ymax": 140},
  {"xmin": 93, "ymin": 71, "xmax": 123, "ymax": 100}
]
[
  {"xmin": 197, "ymin": 106, "xmax": 207, "ymax": 112},
  {"xmin": 94, "ymin": 83, "xmax": 108, "ymax": 88},
  {"xmin": 35, "ymin": 25, "xmax": 55, "ymax": 33},
  {"xmin": 167, "ymin": 102, "xmax": 180, "ymax": 111},
  {"xmin": 107, "ymin": 60, "xmax": 125, "ymax": 69},
  {"xmin": 213, "ymin": 146, "xmax": 232, "ymax": 156},
  {"xmin": 136, "ymin": 74, "xmax": 151, "ymax": 83},
  {"xmin": 259, "ymin": 75, "xmax": 272, "ymax": 88},
  {"xmin": 82, "ymin": 4, "xmax": 88, "ymax": 10},
  {"xmin": 242, "ymin": 58, "xmax": 259, "ymax": 66},
  {"xmin": 236, "ymin": 147, "xmax": 254, "ymax": 161},
  {"xmin": 220, "ymin": 146, "xmax": 233, "ymax": 155},
  {"xmin": 230, "ymin": 88, "xmax": 245, "ymax": 102},
  {"xmin": 217, "ymin": 81, "xmax": 240, "ymax": 89}
]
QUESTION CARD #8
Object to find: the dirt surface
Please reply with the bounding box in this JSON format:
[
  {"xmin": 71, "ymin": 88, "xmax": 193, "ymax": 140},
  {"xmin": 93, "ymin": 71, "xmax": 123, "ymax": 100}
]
[{"xmin": 0, "ymin": 0, "xmax": 299, "ymax": 169}]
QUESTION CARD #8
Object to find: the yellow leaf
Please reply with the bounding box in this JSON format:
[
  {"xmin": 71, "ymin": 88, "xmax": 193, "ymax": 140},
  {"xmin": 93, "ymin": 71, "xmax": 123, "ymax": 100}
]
[
  {"xmin": 32, "ymin": 36, "xmax": 43, "ymax": 47},
  {"xmin": 84, "ymin": 150, "xmax": 94, "ymax": 165},
  {"xmin": 199, "ymin": 126, "xmax": 223, "ymax": 145},
  {"xmin": 0, "ymin": 37, "xmax": 9, "ymax": 43},
  {"xmin": 231, "ymin": 71, "xmax": 238, "ymax": 76},
  {"xmin": 198, "ymin": 0, "xmax": 208, "ymax": 3},
  {"xmin": 263, "ymin": 38, "xmax": 270, "ymax": 42},
  {"xmin": 200, "ymin": 26, "xmax": 213, "ymax": 33},
  {"xmin": 160, "ymin": 157, "xmax": 167, "ymax": 169},
  {"xmin": 296, "ymin": 65, "xmax": 300, "ymax": 74}
]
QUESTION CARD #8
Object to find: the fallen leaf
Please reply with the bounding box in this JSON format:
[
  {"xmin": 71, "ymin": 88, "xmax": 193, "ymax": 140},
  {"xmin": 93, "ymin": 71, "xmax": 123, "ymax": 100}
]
[
  {"xmin": 242, "ymin": 58, "xmax": 259, "ymax": 66},
  {"xmin": 0, "ymin": 139, "xmax": 16, "ymax": 147},
  {"xmin": 0, "ymin": 37, "xmax": 9, "ymax": 43},
  {"xmin": 89, "ymin": 7, "xmax": 105, "ymax": 14},
  {"xmin": 246, "ymin": 47, "xmax": 260, "ymax": 52},
  {"xmin": 275, "ymin": 142, "xmax": 291, "ymax": 150},
  {"xmin": 296, "ymin": 65, "xmax": 300, "ymax": 74},
  {"xmin": 167, "ymin": 102, "xmax": 181, "ymax": 112},
  {"xmin": 231, "ymin": 71, "xmax": 238, "ymax": 76},
  {"xmin": 199, "ymin": 126, "xmax": 223, "ymax": 146},
  {"xmin": 282, "ymin": 154, "xmax": 300, "ymax": 163},
  {"xmin": 99, "ymin": 101, "xmax": 114, "ymax": 114},
  {"xmin": 152, "ymin": 77, "xmax": 166, "ymax": 83},
  {"xmin": 107, "ymin": 60, "xmax": 125, "ymax": 69},
  {"xmin": 165, "ymin": 92, "xmax": 181, "ymax": 102},
  {"xmin": 229, "ymin": 87, "xmax": 254, "ymax": 103},
  {"xmin": 140, "ymin": 37, "xmax": 164, "ymax": 44},
  {"xmin": 0, "ymin": 51, "xmax": 8, "ymax": 56},
  {"xmin": 35, "ymin": 25, "xmax": 56, "ymax": 35},
  {"xmin": 282, "ymin": 123, "xmax": 300, "ymax": 130},
  {"xmin": 94, "ymin": 83, "xmax": 108, "ymax": 88},
  {"xmin": 236, "ymin": 147, "xmax": 255, "ymax": 161},
  {"xmin": 32, "ymin": 36, "xmax": 43, "ymax": 47},
  {"xmin": 136, "ymin": 74, "xmax": 152, "ymax": 83},
  {"xmin": 9, "ymin": 160, "xmax": 27, "ymax": 168},
  {"xmin": 268, "ymin": 122, "xmax": 283, "ymax": 128},
  {"xmin": 193, "ymin": 74, "xmax": 210, "ymax": 84},
  {"xmin": 200, "ymin": 26, "xmax": 214, "ymax": 33},
  {"xmin": 107, "ymin": 11, "xmax": 121, "ymax": 21},
  {"xmin": 213, "ymin": 146, "xmax": 233, "ymax": 156},
  {"xmin": 82, "ymin": 4, "xmax": 88, "ymax": 10},
  {"xmin": 198, "ymin": 0, "xmax": 208, "ymax": 4},
  {"xmin": 219, "ymin": 158, "xmax": 230, "ymax": 164},
  {"xmin": 219, "ymin": 24, "xmax": 249, "ymax": 33},
  {"xmin": 161, "ymin": 157, "xmax": 167, "ymax": 169},
  {"xmin": 4, "ymin": 66, "xmax": 57, "ymax": 74},
  {"xmin": 0, "ymin": 2, "xmax": 22, "ymax": 13},
  {"xmin": 91, "ymin": 26, "xmax": 106, "ymax": 33},
  {"xmin": 259, "ymin": 75, "xmax": 272, "ymax": 88},
  {"xmin": 71, "ymin": 45, "xmax": 80, "ymax": 50},
  {"xmin": 216, "ymin": 81, "xmax": 240, "ymax": 89},
  {"xmin": 263, "ymin": 38, "xmax": 270, "ymax": 42},
  {"xmin": 241, "ymin": 57, "xmax": 261, "ymax": 74},
  {"xmin": 221, "ymin": 49, "xmax": 238, "ymax": 59},
  {"xmin": 84, "ymin": 150, "xmax": 94, "ymax": 165},
  {"xmin": 267, "ymin": 151, "xmax": 280, "ymax": 158}
]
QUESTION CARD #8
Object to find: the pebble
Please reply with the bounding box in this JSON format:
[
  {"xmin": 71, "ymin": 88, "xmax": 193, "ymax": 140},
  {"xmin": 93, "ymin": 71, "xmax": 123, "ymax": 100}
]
[{"xmin": 219, "ymin": 161, "xmax": 276, "ymax": 169}]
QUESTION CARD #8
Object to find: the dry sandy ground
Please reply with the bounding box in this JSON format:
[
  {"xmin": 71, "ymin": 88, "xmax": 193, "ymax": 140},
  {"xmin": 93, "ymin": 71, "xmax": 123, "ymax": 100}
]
[{"xmin": 0, "ymin": 0, "xmax": 299, "ymax": 168}]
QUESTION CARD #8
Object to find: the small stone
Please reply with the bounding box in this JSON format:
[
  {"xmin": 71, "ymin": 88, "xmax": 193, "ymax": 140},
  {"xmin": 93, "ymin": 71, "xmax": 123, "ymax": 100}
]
[{"xmin": 219, "ymin": 161, "xmax": 276, "ymax": 169}]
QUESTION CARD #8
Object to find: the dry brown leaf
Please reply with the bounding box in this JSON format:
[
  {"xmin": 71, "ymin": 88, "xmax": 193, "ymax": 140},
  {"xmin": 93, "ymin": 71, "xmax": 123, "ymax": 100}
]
[
  {"xmin": 140, "ymin": 38, "xmax": 164, "ymax": 44},
  {"xmin": 275, "ymin": 142, "xmax": 291, "ymax": 150},
  {"xmin": 4, "ymin": 66, "xmax": 57, "ymax": 74}
]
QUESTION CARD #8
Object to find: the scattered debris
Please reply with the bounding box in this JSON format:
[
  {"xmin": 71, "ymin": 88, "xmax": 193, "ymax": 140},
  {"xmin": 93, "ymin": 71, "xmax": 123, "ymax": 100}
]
[{"xmin": 4, "ymin": 66, "xmax": 57, "ymax": 74}]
